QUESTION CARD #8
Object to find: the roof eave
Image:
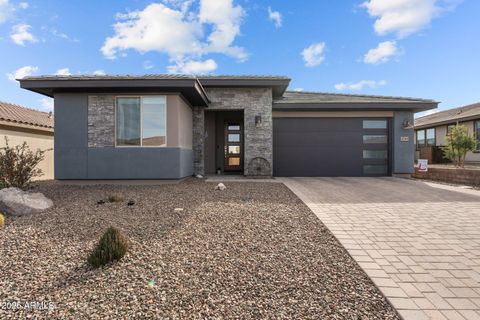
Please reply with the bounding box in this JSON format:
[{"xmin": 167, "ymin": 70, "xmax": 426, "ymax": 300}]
[
  {"xmin": 273, "ymin": 102, "xmax": 439, "ymax": 112},
  {"xmin": 19, "ymin": 78, "xmax": 210, "ymax": 107},
  {"xmin": 415, "ymin": 114, "xmax": 480, "ymax": 129},
  {"xmin": 199, "ymin": 78, "xmax": 291, "ymax": 98}
]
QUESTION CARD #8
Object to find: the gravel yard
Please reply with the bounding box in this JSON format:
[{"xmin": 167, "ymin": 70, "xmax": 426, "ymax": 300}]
[{"xmin": 0, "ymin": 180, "xmax": 399, "ymax": 319}]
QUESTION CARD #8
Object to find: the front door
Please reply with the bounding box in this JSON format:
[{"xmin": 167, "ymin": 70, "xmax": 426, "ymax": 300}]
[{"xmin": 224, "ymin": 122, "xmax": 243, "ymax": 172}]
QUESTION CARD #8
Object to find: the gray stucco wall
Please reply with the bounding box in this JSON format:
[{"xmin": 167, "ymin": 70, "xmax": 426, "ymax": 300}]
[
  {"xmin": 393, "ymin": 111, "xmax": 415, "ymax": 174},
  {"xmin": 192, "ymin": 88, "xmax": 273, "ymax": 176},
  {"xmin": 54, "ymin": 93, "xmax": 193, "ymax": 179}
]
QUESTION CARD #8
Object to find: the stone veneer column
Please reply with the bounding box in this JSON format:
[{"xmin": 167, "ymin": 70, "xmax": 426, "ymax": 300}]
[
  {"xmin": 87, "ymin": 96, "xmax": 115, "ymax": 147},
  {"xmin": 203, "ymin": 88, "xmax": 273, "ymax": 177},
  {"xmin": 192, "ymin": 106, "xmax": 205, "ymax": 175}
]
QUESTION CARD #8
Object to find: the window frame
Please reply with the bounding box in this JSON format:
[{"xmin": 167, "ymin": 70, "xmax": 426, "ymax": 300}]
[
  {"xmin": 475, "ymin": 120, "xmax": 480, "ymax": 151},
  {"xmin": 416, "ymin": 129, "xmax": 426, "ymax": 148},
  {"xmin": 426, "ymin": 128, "xmax": 436, "ymax": 146},
  {"xmin": 115, "ymin": 95, "xmax": 168, "ymax": 148}
]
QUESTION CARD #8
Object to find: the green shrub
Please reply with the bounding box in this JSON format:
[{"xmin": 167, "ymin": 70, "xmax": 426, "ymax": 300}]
[
  {"xmin": 0, "ymin": 137, "xmax": 50, "ymax": 190},
  {"xmin": 442, "ymin": 124, "xmax": 477, "ymax": 168},
  {"xmin": 88, "ymin": 227, "xmax": 129, "ymax": 268}
]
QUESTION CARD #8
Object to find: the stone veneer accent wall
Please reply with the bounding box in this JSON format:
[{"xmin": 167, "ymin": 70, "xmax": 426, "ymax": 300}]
[
  {"xmin": 88, "ymin": 96, "xmax": 115, "ymax": 147},
  {"xmin": 193, "ymin": 88, "xmax": 273, "ymax": 176}
]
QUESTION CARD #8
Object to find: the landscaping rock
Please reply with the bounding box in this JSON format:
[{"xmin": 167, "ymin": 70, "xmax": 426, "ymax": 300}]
[
  {"xmin": 215, "ymin": 183, "xmax": 226, "ymax": 191},
  {"xmin": 0, "ymin": 187, "xmax": 53, "ymax": 216},
  {"xmin": 195, "ymin": 174, "xmax": 204, "ymax": 179}
]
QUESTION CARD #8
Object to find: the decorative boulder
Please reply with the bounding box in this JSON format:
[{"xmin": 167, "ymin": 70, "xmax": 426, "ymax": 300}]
[
  {"xmin": 0, "ymin": 187, "xmax": 53, "ymax": 216},
  {"xmin": 215, "ymin": 183, "xmax": 227, "ymax": 191}
]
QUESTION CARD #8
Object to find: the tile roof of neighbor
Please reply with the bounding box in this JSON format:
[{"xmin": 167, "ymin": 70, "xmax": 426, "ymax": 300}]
[
  {"xmin": 0, "ymin": 101, "xmax": 53, "ymax": 129},
  {"xmin": 275, "ymin": 91, "xmax": 438, "ymax": 104},
  {"xmin": 415, "ymin": 102, "xmax": 480, "ymax": 128}
]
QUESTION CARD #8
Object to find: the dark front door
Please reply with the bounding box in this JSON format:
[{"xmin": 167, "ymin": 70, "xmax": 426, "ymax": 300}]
[{"xmin": 224, "ymin": 122, "xmax": 243, "ymax": 172}]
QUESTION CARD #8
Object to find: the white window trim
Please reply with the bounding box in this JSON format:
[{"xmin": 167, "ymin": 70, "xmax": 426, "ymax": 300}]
[{"xmin": 114, "ymin": 95, "xmax": 168, "ymax": 148}]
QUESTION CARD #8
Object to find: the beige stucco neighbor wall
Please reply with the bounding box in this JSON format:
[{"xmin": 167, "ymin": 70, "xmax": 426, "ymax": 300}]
[
  {"xmin": 0, "ymin": 126, "xmax": 54, "ymax": 180},
  {"xmin": 431, "ymin": 121, "xmax": 480, "ymax": 162}
]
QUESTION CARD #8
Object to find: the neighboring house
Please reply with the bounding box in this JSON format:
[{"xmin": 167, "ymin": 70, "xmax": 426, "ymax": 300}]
[
  {"xmin": 19, "ymin": 75, "xmax": 437, "ymax": 179},
  {"xmin": 415, "ymin": 102, "xmax": 480, "ymax": 163},
  {"xmin": 0, "ymin": 101, "xmax": 54, "ymax": 179}
]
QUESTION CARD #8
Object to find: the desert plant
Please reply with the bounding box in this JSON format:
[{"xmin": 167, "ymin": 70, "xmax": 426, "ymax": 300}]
[
  {"xmin": 441, "ymin": 124, "xmax": 477, "ymax": 168},
  {"xmin": 0, "ymin": 213, "xmax": 4, "ymax": 227},
  {"xmin": 88, "ymin": 227, "xmax": 129, "ymax": 268},
  {"xmin": 0, "ymin": 137, "xmax": 50, "ymax": 190}
]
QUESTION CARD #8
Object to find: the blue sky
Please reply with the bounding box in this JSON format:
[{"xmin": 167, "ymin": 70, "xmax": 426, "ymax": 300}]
[{"xmin": 0, "ymin": 0, "xmax": 478, "ymax": 116}]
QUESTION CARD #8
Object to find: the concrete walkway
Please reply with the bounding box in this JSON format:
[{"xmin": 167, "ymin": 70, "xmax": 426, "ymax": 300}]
[{"xmin": 281, "ymin": 177, "xmax": 480, "ymax": 320}]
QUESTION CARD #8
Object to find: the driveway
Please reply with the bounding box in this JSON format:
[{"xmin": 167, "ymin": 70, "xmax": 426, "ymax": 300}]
[{"xmin": 281, "ymin": 177, "xmax": 480, "ymax": 320}]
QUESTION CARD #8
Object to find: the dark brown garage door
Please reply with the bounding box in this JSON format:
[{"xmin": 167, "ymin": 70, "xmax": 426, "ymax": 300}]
[{"xmin": 273, "ymin": 118, "xmax": 391, "ymax": 177}]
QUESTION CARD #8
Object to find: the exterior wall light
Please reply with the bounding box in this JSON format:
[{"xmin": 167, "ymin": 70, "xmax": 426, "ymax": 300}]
[
  {"xmin": 255, "ymin": 115, "xmax": 262, "ymax": 128},
  {"xmin": 403, "ymin": 119, "xmax": 413, "ymax": 129}
]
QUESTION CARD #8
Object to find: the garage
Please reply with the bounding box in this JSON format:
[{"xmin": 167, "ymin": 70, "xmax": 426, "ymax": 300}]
[{"xmin": 273, "ymin": 117, "xmax": 391, "ymax": 177}]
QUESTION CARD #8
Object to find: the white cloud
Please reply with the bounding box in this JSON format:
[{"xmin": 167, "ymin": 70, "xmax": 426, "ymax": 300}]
[
  {"xmin": 267, "ymin": 6, "xmax": 282, "ymax": 28},
  {"xmin": 0, "ymin": 0, "xmax": 14, "ymax": 23},
  {"xmin": 415, "ymin": 109, "xmax": 438, "ymax": 118},
  {"xmin": 302, "ymin": 42, "xmax": 326, "ymax": 67},
  {"xmin": 10, "ymin": 23, "xmax": 37, "ymax": 46},
  {"xmin": 39, "ymin": 97, "xmax": 53, "ymax": 111},
  {"xmin": 143, "ymin": 60, "xmax": 154, "ymax": 70},
  {"xmin": 364, "ymin": 40, "xmax": 399, "ymax": 64},
  {"xmin": 6, "ymin": 65, "xmax": 38, "ymax": 81},
  {"xmin": 168, "ymin": 58, "xmax": 217, "ymax": 74},
  {"xmin": 334, "ymin": 80, "xmax": 387, "ymax": 91},
  {"xmin": 362, "ymin": 0, "xmax": 463, "ymax": 38},
  {"xmin": 293, "ymin": 88, "xmax": 304, "ymax": 92},
  {"xmin": 19, "ymin": 2, "xmax": 28, "ymax": 9},
  {"xmin": 101, "ymin": 1, "xmax": 246, "ymax": 72},
  {"xmin": 93, "ymin": 69, "xmax": 106, "ymax": 76},
  {"xmin": 55, "ymin": 68, "xmax": 71, "ymax": 76},
  {"xmin": 199, "ymin": 0, "xmax": 246, "ymax": 60},
  {"xmin": 50, "ymin": 28, "xmax": 78, "ymax": 42}
]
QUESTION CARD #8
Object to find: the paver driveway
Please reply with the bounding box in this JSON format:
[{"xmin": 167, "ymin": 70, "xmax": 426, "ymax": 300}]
[{"xmin": 281, "ymin": 177, "xmax": 480, "ymax": 320}]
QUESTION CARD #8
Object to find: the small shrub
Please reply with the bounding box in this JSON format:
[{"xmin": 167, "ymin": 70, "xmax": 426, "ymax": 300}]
[
  {"xmin": 107, "ymin": 194, "xmax": 124, "ymax": 203},
  {"xmin": 0, "ymin": 213, "xmax": 4, "ymax": 227},
  {"xmin": 0, "ymin": 137, "xmax": 50, "ymax": 190},
  {"xmin": 88, "ymin": 227, "xmax": 129, "ymax": 268},
  {"xmin": 441, "ymin": 124, "xmax": 477, "ymax": 168}
]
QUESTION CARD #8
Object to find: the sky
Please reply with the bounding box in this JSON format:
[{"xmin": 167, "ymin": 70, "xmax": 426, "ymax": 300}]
[{"xmin": 0, "ymin": 0, "xmax": 479, "ymax": 117}]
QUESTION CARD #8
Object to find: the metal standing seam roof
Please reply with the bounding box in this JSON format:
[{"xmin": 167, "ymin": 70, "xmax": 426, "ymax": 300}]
[
  {"xmin": 414, "ymin": 102, "xmax": 480, "ymax": 128},
  {"xmin": 0, "ymin": 101, "xmax": 53, "ymax": 129}
]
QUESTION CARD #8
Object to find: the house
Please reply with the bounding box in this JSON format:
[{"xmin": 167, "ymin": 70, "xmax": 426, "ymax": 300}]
[
  {"xmin": 414, "ymin": 102, "xmax": 480, "ymax": 164},
  {"xmin": 19, "ymin": 75, "xmax": 438, "ymax": 179},
  {"xmin": 0, "ymin": 101, "xmax": 54, "ymax": 179}
]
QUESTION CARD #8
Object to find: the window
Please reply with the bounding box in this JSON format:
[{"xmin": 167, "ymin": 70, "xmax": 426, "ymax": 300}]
[
  {"xmin": 426, "ymin": 128, "xmax": 435, "ymax": 146},
  {"xmin": 363, "ymin": 135, "xmax": 388, "ymax": 144},
  {"xmin": 228, "ymin": 133, "xmax": 240, "ymax": 142},
  {"xmin": 116, "ymin": 96, "xmax": 166, "ymax": 147},
  {"xmin": 416, "ymin": 130, "xmax": 426, "ymax": 148},
  {"xmin": 447, "ymin": 124, "xmax": 455, "ymax": 134},
  {"xmin": 476, "ymin": 120, "xmax": 480, "ymax": 151},
  {"xmin": 363, "ymin": 120, "xmax": 387, "ymax": 129},
  {"xmin": 363, "ymin": 150, "xmax": 388, "ymax": 159},
  {"xmin": 363, "ymin": 165, "xmax": 388, "ymax": 175}
]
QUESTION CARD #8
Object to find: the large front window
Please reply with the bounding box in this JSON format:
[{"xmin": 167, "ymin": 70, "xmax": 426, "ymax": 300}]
[
  {"xmin": 116, "ymin": 96, "xmax": 166, "ymax": 147},
  {"xmin": 416, "ymin": 128, "xmax": 435, "ymax": 148}
]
